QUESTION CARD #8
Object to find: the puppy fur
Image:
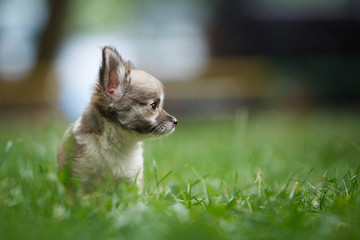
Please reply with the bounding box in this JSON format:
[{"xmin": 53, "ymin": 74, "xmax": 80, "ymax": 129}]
[{"xmin": 57, "ymin": 47, "xmax": 177, "ymax": 192}]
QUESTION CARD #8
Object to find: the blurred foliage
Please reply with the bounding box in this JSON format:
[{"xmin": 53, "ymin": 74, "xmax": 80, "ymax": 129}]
[
  {"xmin": 65, "ymin": 0, "xmax": 137, "ymax": 32},
  {"xmin": 64, "ymin": 0, "xmax": 218, "ymax": 33}
]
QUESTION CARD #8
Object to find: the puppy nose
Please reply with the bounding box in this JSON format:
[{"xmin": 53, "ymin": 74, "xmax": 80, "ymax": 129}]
[{"xmin": 172, "ymin": 118, "xmax": 178, "ymax": 126}]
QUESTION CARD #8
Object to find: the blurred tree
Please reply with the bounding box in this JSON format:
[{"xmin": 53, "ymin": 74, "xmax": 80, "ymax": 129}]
[{"xmin": 0, "ymin": 0, "xmax": 69, "ymax": 105}]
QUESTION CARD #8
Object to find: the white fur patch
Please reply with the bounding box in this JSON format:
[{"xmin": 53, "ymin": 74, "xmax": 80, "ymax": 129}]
[
  {"xmin": 73, "ymin": 117, "xmax": 82, "ymax": 133},
  {"xmin": 71, "ymin": 117, "xmax": 144, "ymax": 189}
]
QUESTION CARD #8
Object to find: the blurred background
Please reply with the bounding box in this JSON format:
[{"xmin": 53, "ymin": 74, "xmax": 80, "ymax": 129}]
[{"xmin": 0, "ymin": 0, "xmax": 360, "ymax": 120}]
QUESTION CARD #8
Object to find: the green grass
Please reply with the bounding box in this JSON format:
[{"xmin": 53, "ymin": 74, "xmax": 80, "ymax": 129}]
[{"xmin": 0, "ymin": 111, "xmax": 359, "ymax": 240}]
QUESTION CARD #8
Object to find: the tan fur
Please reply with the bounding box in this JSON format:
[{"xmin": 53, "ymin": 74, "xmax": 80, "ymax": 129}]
[{"xmin": 57, "ymin": 46, "xmax": 177, "ymax": 192}]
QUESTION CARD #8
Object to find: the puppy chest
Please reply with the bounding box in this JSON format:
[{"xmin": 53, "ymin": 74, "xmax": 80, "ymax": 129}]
[
  {"xmin": 112, "ymin": 156, "xmax": 144, "ymax": 180},
  {"xmin": 87, "ymin": 144, "xmax": 144, "ymax": 180}
]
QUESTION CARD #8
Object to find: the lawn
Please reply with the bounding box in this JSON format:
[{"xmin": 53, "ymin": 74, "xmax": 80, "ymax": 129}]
[{"xmin": 0, "ymin": 110, "xmax": 359, "ymax": 240}]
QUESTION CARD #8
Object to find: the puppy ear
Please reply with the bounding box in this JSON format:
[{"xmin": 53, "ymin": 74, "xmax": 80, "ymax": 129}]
[{"xmin": 99, "ymin": 47, "xmax": 132, "ymax": 97}]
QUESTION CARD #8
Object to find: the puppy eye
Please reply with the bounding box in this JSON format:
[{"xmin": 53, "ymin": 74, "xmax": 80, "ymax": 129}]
[{"xmin": 150, "ymin": 102, "xmax": 157, "ymax": 110}]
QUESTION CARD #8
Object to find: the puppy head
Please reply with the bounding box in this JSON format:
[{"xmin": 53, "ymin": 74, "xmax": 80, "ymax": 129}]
[{"xmin": 93, "ymin": 46, "xmax": 177, "ymax": 136}]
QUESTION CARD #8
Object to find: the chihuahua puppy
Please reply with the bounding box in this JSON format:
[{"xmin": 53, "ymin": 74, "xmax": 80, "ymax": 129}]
[{"xmin": 57, "ymin": 47, "xmax": 177, "ymax": 192}]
